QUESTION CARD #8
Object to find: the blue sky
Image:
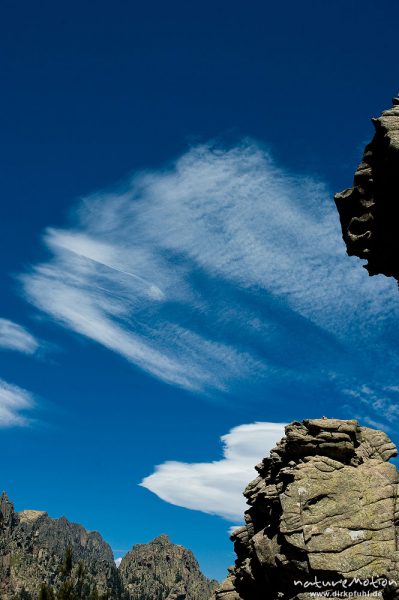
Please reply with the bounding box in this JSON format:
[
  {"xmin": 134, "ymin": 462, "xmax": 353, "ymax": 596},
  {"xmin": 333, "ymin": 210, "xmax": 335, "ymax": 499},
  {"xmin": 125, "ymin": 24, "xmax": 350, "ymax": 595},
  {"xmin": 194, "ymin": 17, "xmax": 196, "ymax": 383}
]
[{"xmin": 2, "ymin": 0, "xmax": 399, "ymax": 581}]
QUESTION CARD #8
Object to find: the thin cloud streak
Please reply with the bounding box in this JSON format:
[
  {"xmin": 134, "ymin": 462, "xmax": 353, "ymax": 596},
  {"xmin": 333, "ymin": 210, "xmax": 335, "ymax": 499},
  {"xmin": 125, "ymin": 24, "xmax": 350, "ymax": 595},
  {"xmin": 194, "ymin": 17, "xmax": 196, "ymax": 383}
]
[
  {"xmin": 342, "ymin": 384, "xmax": 399, "ymax": 432},
  {"xmin": 140, "ymin": 422, "xmax": 286, "ymax": 522},
  {"xmin": 20, "ymin": 142, "xmax": 399, "ymax": 399},
  {"xmin": 0, "ymin": 318, "xmax": 39, "ymax": 354},
  {"xmin": 0, "ymin": 379, "xmax": 35, "ymax": 427}
]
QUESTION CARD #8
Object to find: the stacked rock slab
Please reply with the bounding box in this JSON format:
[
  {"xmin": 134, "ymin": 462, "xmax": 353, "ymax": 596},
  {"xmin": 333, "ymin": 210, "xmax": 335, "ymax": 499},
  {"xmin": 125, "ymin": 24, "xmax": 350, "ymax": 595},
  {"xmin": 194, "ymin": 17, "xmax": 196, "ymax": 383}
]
[
  {"xmin": 0, "ymin": 493, "xmax": 122, "ymax": 598},
  {"xmin": 335, "ymin": 98, "xmax": 399, "ymax": 281},
  {"xmin": 213, "ymin": 419, "xmax": 399, "ymax": 600}
]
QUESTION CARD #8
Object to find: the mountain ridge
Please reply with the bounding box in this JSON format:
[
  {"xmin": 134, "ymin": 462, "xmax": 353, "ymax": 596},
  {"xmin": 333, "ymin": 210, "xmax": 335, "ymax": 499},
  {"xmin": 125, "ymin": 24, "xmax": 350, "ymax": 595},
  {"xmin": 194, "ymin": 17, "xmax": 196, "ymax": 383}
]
[{"xmin": 0, "ymin": 492, "xmax": 217, "ymax": 600}]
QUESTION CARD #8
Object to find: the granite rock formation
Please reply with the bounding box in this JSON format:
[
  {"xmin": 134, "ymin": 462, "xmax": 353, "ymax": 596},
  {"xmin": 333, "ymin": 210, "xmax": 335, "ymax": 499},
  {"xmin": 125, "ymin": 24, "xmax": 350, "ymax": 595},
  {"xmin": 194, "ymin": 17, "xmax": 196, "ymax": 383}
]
[
  {"xmin": 335, "ymin": 98, "xmax": 399, "ymax": 281},
  {"xmin": 0, "ymin": 492, "xmax": 122, "ymax": 599},
  {"xmin": 119, "ymin": 534, "xmax": 218, "ymax": 600},
  {"xmin": 213, "ymin": 418, "xmax": 399, "ymax": 600},
  {"xmin": 0, "ymin": 494, "xmax": 215, "ymax": 600}
]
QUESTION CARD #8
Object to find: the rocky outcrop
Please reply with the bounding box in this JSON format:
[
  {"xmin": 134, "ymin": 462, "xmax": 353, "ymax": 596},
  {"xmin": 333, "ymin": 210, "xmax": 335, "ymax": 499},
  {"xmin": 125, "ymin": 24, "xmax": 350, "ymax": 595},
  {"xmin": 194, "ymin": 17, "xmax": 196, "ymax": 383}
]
[
  {"xmin": 0, "ymin": 495, "xmax": 215, "ymax": 600},
  {"xmin": 0, "ymin": 493, "xmax": 122, "ymax": 599},
  {"xmin": 213, "ymin": 418, "xmax": 399, "ymax": 600},
  {"xmin": 119, "ymin": 534, "xmax": 218, "ymax": 600},
  {"xmin": 335, "ymin": 98, "xmax": 399, "ymax": 281}
]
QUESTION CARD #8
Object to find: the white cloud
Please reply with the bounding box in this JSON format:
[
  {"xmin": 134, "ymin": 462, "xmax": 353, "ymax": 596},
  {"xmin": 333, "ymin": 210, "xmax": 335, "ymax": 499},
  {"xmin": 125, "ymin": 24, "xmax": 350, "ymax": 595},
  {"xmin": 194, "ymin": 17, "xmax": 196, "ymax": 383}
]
[
  {"xmin": 140, "ymin": 422, "xmax": 286, "ymax": 522},
  {"xmin": 114, "ymin": 557, "xmax": 122, "ymax": 568},
  {"xmin": 0, "ymin": 318, "xmax": 38, "ymax": 354},
  {"xmin": 0, "ymin": 379, "xmax": 35, "ymax": 427},
  {"xmin": 20, "ymin": 142, "xmax": 399, "ymax": 396}
]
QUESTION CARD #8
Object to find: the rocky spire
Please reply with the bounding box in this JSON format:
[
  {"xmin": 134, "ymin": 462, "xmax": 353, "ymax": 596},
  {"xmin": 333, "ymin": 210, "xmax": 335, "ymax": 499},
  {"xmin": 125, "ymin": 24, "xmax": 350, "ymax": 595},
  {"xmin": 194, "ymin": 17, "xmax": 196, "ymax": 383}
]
[
  {"xmin": 119, "ymin": 534, "xmax": 218, "ymax": 600},
  {"xmin": 0, "ymin": 491, "xmax": 15, "ymax": 530},
  {"xmin": 335, "ymin": 98, "xmax": 399, "ymax": 281},
  {"xmin": 213, "ymin": 418, "xmax": 399, "ymax": 600}
]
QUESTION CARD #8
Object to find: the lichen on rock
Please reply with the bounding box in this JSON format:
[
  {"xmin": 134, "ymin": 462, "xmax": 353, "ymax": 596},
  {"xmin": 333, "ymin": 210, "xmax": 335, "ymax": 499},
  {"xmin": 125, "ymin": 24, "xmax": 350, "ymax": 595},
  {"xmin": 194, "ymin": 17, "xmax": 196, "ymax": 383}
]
[{"xmin": 212, "ymin": 418, "xmax": 399, "ymax": 600}]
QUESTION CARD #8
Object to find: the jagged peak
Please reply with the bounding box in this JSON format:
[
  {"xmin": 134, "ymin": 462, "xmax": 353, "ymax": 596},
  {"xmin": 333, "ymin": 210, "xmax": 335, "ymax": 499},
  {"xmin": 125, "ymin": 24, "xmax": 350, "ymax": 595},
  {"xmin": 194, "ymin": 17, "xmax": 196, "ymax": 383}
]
[
  {"xmin": 151, "ymin": 533, "xmax": 172, "ymax": 544},
  {"xmin": 0, "ymin": 491, "xmax": 14, "ymax": 518},
  {"xmin": 0, "ymin": 493, "xmax": 215, "ymax": 599},
  {"xmin": 119, "ymin": 533, "xmax": 217, "ymax": 600},
  {"xmin": 0, "ymin": 490, "xmax": 12, "ymax": 503}
]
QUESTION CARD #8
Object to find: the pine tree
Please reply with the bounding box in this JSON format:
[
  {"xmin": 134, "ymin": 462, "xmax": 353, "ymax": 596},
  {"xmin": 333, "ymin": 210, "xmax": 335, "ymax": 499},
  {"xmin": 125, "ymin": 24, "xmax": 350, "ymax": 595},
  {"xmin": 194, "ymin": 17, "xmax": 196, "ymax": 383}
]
[
  {"xmin": 61, "ymin": 547, "xmax": 74, "ymax": 578},
  {"xmin": 75, "ymin": 560, "xmax": 85, "ymax": 597},
  {"xmin": 38, "ymin": 583, "xmax": 55, "ymax": 600},
  {"xmin": 15, "ymin": 589, "xmax": 32, "ymax": 600},
  {"xmin": 58, "ymin": 580, "xmax": 78, "ymax": 600},
  {"xmin": 88, "ymin": 589, "xmax": 99, "ymax": 600}
]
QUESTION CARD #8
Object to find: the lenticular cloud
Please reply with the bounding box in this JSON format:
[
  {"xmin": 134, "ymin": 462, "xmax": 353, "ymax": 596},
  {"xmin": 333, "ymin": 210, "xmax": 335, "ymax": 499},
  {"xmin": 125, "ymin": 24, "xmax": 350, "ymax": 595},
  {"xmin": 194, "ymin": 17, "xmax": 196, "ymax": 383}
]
[
  {"xmin": 140, "ymin": 421, "xmax": 286, "ymax": 521},
  {"xmin": 21, "ymin": 142, "xmax": 399, "ymax": 393}
]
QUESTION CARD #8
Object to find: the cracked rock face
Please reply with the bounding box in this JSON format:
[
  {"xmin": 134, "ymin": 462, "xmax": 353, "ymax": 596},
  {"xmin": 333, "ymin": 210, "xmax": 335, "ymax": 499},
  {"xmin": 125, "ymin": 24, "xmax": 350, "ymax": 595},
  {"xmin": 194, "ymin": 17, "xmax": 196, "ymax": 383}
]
[
  {"xmin": 335, "ymin": 98, "xmax": 399, "ymax": 281},
  {"xmin": 213, "ymin": 419, "xmax": 399, "ymax": 600}
]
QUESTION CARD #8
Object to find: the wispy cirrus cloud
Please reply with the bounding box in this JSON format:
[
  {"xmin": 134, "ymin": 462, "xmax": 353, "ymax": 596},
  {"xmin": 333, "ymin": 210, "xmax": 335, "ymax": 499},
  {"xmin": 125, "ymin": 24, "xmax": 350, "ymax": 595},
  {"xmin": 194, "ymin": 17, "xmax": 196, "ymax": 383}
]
[
  {"xmin": 20, "ymin": 142, "xmax": 399, "ymax": 403},
  {"xmin": 342, "ymin": 384, "xmax": 399, "ymax": 432},
  {"xmin": 0, "ymin": 379, "xmax": 35, "ymax": 427},
  {"xmin": 0, "ymin": 318, "xmax": 38, "ymax": 354},
  {"xmin": 140, "ymin": 422, "xmax": 286, "ymax": 522}
]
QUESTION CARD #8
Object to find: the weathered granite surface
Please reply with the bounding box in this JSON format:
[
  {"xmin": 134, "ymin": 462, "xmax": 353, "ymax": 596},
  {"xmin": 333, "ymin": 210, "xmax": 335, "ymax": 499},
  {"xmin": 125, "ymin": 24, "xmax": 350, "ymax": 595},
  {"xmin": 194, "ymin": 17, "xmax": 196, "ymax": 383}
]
[
  {"xmin": 335, "ymin": 99, "xmax": 399, "ymax": 281},
  {"xmin": 119, "ymin": 534, "xmax": 218, "ymax": 600},
  {"xmin": 213, "ymin": 419, "xmax": 399, "ymax": 600}
]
